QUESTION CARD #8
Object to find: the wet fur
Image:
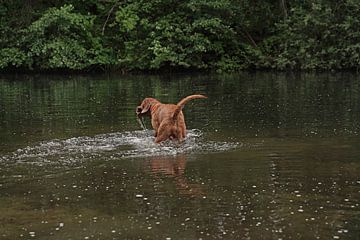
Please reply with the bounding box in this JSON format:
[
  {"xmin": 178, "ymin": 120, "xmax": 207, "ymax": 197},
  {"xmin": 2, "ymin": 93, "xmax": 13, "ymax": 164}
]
[{"xmin": 136, "ymin": 95, "xmax": 207, "ymax": 143}]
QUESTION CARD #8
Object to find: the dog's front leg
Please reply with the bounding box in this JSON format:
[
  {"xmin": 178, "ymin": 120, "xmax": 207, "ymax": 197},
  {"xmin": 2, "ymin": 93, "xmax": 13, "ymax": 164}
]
[{"xmin": 151, "ymin": 118, "xmax": 160, "ymax": 138}]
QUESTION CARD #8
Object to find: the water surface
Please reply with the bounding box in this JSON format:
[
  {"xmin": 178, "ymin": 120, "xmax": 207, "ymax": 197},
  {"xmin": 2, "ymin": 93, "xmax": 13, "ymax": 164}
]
[{"xmin": 0, "ymin": 73, "xmax": 359, "ymax": 239}]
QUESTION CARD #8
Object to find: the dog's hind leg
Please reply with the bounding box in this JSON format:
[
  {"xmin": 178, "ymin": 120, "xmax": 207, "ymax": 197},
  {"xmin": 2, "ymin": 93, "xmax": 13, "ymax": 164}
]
[{"xmin": 154, "ymin": 123, "xmax": 170, "ymax": 143}]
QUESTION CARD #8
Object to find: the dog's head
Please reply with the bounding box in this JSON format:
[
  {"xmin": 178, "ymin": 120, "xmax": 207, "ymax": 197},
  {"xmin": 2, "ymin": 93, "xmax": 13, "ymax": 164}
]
[{"xmin": 136, "ymin": 98, "xmax": 159, "ymax": 117}]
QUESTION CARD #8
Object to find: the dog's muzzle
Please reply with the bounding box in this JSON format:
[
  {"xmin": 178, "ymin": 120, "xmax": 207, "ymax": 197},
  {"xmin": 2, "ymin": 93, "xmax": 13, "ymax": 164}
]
[{"xmin": 136, "ymin": 106, "xmax": 142, "ymax": 116}]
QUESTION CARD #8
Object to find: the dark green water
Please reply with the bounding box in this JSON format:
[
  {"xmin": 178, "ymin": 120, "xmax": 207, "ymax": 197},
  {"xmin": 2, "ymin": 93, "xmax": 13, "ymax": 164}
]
[{"xmin": 0, "ymin": 73, "xmax": 359, "ymax": 240}]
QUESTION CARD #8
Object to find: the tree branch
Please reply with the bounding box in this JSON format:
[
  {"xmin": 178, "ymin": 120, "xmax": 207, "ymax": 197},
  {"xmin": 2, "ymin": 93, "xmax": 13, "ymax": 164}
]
[
  {"xmin": 102, "ymin": 1, "xmax": 120, "ymax": 36},
  {"xmin": 244, "ymin": 30, "xmax": 257, "ymax": 48}
]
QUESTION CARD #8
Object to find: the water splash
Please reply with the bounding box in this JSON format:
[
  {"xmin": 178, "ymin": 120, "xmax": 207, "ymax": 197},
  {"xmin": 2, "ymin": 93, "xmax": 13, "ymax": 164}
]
[{"xmin": 1, "ymin": 130, "xmax": 238, "ymax": 166}]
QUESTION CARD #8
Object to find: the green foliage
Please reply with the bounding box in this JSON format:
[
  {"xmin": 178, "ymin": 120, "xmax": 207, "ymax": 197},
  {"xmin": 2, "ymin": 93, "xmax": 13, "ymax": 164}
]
[
  {"xmin": 0, "ymin": 48, "xmax": 27, "ymax": 68},
  {"xmin": 23, "ymin": 4, "xmax": 115, "ymax": 70},
  {"xmin": 115, "ymin": 5, "xmax": 140, "ymax": 32},
  {"xmin": 261, "ymin": 0, "xmax": 360, "ymax": 70},
  {"xmin": 0, "ymin": 0, "xmax": 360, "ymax": 72},
  {"xmin": 112, "ymin": 0, "xmax": 262, "ymax": 72},
  {"xmin": 0, "ymin": 4, "xmax": 115, "ymax": 70}
]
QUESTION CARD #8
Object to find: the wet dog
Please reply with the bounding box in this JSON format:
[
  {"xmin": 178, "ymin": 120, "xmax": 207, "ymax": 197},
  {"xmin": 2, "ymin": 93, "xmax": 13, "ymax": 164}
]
[{"xmin": 136, "ymin": 95, "xmax": 207, "ymax": 143}]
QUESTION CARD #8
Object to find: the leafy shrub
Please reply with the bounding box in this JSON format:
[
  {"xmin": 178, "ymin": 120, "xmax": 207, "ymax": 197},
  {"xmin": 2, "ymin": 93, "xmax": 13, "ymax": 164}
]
[
  {"xmin": 261, "ymin": 0, "xmax": 360, "ymax": 70},
  {"xmin": 112, "ymin": 0, "xmax": 260, "ymax": 72},
  {"xmin": 0, "ymin": 4, "xmax": 115, "ymax": 71},
  {"xmin": 0, "ymin": 48, "xmax": 27, "ymax": 68},
  {"xmin": 1, "ymin": 0, "xmax": 360, "ymax": 72},
  {"xmin": 24, "ymin": 4, "xmax": 115, "ymax": 70}
]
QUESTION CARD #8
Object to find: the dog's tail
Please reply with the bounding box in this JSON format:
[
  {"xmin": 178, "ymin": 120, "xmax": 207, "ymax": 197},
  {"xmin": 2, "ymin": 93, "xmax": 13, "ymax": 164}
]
[{"xmin": 173, "ymin": 94, "xmax": 207, "ymax": 120}]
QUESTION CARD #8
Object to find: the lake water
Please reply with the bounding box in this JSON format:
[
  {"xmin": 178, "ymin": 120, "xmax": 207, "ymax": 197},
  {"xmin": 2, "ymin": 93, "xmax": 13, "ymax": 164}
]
[{"xmin": 0, "ymin": 72, "xmax": 359, "ymax": 239}]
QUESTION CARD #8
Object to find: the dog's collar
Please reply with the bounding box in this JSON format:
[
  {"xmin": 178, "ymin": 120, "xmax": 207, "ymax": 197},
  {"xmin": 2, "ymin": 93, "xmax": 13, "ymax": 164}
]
[{"xmin": 150, "ymin": 103, "xmax": 160, "ymax": 113}]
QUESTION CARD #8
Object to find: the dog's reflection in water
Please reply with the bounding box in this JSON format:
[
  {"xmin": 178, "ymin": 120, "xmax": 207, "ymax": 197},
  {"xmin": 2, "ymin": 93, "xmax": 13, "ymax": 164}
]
[{"xmin": 146, "ymin": 154, "xmax": 204, "ymax": 197}]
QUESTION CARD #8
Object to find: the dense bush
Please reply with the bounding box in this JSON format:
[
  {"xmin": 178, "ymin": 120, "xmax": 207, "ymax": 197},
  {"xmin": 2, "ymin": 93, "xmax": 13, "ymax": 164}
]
[
  {"xmin": 261, "ymin": 0, "xmax": 360, "ymax": 70},
  {"xmin": 1, "ymin": 4, "xmax": 115, "ymax": 70},
  {"xmin": 113, "ymin": 0, "xmax": 244, "ymax": 71},
  {"xmin": 0, "ymin": 0, "xmax": 359, "ymax": 72}
]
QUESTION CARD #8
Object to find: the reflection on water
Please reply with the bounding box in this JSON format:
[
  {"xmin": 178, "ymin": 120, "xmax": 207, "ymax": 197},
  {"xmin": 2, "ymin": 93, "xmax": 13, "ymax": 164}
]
[
  {"xmin": 147, "ymin": 154, "xmax": 204, "ymax": 197},
  {"xmin": 0, "ymin": 72, "xmax": 360, "ymax": 239}
]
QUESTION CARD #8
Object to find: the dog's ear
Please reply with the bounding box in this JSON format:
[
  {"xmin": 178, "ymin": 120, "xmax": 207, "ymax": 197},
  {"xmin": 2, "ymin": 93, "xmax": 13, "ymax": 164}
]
[{"xmin": 141, "ymin": 103, "xmax": 151, "ymax": 114}]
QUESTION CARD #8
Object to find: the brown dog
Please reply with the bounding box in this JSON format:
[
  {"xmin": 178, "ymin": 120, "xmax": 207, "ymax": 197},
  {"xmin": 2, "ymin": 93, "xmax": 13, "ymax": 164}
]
[{"xmin": 136, "ymin": 94, "xmax": 207, "ymax": 143}]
